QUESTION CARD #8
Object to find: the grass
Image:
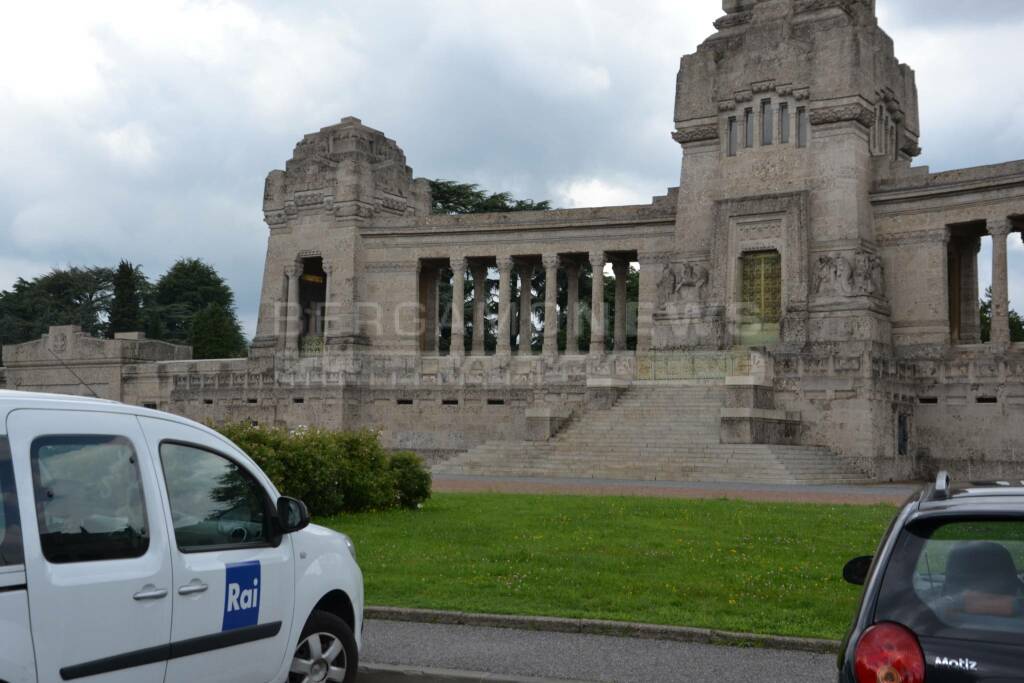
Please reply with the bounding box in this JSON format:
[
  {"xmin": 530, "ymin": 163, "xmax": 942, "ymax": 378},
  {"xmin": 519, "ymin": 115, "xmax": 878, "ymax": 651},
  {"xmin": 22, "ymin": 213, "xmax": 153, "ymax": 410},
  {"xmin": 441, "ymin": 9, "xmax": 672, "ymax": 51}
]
[{"xmin": 319, "ymin": 492, "xmax": 895, "ymax": 641}]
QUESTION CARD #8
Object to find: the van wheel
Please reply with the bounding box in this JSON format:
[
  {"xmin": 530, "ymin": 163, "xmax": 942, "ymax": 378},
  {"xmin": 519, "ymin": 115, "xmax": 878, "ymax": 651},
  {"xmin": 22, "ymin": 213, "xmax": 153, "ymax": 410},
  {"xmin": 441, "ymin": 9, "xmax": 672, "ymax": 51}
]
[{"xmin": 289, "ymin": 609, "xmax": 358, "ymax": 683}]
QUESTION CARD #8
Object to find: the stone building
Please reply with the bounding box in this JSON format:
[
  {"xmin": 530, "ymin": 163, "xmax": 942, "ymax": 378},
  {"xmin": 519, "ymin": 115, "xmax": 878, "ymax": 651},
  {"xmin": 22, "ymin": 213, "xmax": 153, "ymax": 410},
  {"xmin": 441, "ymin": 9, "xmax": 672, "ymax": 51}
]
[{"xmin": 4, "ymin": 0, "xmax": 1024, "ymax": 482}]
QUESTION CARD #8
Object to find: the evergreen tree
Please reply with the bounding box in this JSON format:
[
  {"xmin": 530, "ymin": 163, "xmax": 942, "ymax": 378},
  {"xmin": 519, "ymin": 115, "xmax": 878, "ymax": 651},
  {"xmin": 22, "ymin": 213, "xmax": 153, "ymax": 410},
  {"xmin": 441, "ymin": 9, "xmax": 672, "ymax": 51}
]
[
  {"xmin": 189, "ymin": 303, "xmax": 248, "ymax": 359},
  {"xmin": 429, "ymin": 180, "xmax": 551, "ymax": 215},
  {"xmin": 0, "ymin": 266, "xmax": 113, "ymax": 354},
  {"xmin": 149, "ymin": 258, "xmax": 247, "ymax": 358},
  {"xmin": 108, "ymin": 260, "xmax": 148, "ymax": 336}
]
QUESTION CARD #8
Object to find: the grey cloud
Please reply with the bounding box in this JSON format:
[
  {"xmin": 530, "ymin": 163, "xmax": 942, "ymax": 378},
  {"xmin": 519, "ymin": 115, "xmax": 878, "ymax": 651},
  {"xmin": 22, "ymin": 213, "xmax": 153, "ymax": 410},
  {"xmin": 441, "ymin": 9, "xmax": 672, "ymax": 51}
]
[{"xmin": 878, "ymin": 0, "xmax": 1024, "ymax": 27}]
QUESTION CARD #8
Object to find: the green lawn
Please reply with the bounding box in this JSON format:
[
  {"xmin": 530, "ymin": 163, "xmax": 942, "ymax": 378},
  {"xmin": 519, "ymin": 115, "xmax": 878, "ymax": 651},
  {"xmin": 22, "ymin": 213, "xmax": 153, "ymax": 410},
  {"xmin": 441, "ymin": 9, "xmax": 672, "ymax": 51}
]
[{"xmin": 320, "ymin": 492, "xmax": 895, "ymax": 640}]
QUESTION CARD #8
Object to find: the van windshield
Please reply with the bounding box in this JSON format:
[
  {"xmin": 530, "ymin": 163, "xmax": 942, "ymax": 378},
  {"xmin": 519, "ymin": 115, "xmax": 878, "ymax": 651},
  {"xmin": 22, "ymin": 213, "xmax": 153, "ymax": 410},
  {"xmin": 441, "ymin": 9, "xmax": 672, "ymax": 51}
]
[
  {"xmin": 0, "ymin": 436, "xmax": 24, "ymax": 567},
  {"xmin": 876, "ymin": 518, "xmax": 1024, "ymax": 644}
]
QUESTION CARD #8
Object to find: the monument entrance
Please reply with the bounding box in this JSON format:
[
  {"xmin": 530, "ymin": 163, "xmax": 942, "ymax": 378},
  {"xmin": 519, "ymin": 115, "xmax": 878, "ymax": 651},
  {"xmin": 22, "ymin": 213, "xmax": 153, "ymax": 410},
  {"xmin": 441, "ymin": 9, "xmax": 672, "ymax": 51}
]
[{"xmin": 739, "ymin": 250, "xmax": 781, "ymax": 346}]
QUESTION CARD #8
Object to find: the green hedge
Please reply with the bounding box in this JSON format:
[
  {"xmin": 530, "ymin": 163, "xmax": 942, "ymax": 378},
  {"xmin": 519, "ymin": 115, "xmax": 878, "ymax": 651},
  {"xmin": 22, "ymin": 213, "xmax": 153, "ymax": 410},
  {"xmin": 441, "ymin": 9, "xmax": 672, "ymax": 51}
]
[{"xmin": 215, "ymin": 423, "xmax": 431, "ymax": 515}]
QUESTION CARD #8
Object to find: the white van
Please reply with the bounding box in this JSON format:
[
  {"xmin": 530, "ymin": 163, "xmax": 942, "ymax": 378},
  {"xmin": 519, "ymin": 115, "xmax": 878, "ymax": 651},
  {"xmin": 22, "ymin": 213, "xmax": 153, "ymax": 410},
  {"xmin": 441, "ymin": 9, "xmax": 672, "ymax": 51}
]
[{"xmin": 0, "ymin": 391, "xmax": 363, "ymax": 683}]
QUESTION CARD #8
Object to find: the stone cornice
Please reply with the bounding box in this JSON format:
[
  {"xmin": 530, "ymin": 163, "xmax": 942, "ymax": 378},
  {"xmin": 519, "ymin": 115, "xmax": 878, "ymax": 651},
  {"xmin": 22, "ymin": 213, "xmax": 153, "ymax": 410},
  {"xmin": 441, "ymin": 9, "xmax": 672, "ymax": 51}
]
[
  {"xmin": 713, "ymin": 11, "xmax": 752, "ymax": 30},
  {"xmin": 809, "ymin": 102, "xmax": 874, "ymax": 128},
  {"xmin": 672, "ymin": 125, "xmax": 719, "ymax": 145}
]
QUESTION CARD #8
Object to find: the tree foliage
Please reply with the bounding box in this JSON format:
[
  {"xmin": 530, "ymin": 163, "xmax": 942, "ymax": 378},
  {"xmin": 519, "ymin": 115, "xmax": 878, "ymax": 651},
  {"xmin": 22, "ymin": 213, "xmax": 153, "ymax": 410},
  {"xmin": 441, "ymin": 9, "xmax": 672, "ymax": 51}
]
[
  {"xmin": 189, "ymin": 303, "xmax": 247, "ymax": 360},
  {"xmin": 429, "ymin": 179, "xmax": 551, "ymax": 215},
  {"xmin": 980, "ymin": 286, "xmax": 1024, "ymax": 343},
  {"xmin": 215, "ymin": 423, "xmax": 431, "ymax": 514},
  {"xmin": 0, "ymin": 257, "xmax": 247, "ymax": 364},
  {"xmin": 151, "ymin": 258, "xmax": 239, "ymax": 346},
  {"xmin": 0, "ymin": 267, "xmax": 113, "ymax": 351},
  {"xmin": 109, "ymin": 260, "xmax": 148, "ymax": 336}
]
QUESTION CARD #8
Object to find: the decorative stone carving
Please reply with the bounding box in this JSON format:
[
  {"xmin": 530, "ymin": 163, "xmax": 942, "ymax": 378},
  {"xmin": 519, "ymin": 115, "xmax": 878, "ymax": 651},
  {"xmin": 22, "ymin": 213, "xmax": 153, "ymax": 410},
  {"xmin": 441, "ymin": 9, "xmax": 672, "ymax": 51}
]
[
  {"xmin": 813, "ymin": 251, "xmax": 884, "ymax": 298},
  {"xmin": 714, "ymin": 11, "xmax": 752, "ymax": 30},
  {"xmin": 672, "ymin": 125, "xmax": 719, "ymax": 144},
  {"xmin": 809, "ymin": 103, "xmax": 874, "ymax": 128},
  {"xmin": 794, "ymin": 0, "xmax": 863, "ymax": 16},
  {"xmin": 656, "ymin": 262, "xmax": 710, "ymax": 309}
]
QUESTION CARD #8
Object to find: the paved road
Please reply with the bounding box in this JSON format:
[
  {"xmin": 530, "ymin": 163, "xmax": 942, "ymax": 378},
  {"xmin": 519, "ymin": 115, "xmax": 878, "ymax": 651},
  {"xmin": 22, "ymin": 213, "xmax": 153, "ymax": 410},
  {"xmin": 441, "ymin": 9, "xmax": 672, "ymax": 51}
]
[
  {"xmin": 358, "ymin": 619, "xmax": 836, "ymax": 682},
  {"xmin": 433, "ymin": 473, "xmax": 916, "ymax": 506}
]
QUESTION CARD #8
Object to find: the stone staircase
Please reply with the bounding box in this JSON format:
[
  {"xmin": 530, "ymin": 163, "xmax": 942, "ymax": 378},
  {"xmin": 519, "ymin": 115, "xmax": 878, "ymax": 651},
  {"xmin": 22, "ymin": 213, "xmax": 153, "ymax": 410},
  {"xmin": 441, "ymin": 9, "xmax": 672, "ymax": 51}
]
[{"xmin": 434, "ymin": 385, "xmax": 869, "ymax": 484}]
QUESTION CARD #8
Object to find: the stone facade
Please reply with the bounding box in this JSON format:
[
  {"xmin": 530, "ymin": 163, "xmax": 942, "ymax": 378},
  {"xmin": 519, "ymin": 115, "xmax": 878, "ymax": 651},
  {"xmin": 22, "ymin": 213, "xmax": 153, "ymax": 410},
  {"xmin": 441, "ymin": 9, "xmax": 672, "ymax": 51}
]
[{"xmin": 5, "ymin": 0, "xmax": 1024, "ymax": 481}]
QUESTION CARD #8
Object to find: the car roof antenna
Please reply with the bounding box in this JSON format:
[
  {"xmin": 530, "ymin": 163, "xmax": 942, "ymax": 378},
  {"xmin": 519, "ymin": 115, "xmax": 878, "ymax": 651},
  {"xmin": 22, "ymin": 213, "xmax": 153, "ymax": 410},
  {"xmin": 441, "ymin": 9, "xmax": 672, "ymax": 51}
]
[{"xmin": 47, "ymin": 347, "xmax": 100, "ymax": 398}]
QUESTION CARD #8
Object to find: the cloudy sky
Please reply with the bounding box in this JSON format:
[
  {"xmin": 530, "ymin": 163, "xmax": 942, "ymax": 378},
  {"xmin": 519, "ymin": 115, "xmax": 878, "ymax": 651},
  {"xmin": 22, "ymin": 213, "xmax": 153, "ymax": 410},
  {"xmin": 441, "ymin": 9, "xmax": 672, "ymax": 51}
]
[{"xmin": 2, "ymin": 0, "xmax": 1023, "ymax": 337}]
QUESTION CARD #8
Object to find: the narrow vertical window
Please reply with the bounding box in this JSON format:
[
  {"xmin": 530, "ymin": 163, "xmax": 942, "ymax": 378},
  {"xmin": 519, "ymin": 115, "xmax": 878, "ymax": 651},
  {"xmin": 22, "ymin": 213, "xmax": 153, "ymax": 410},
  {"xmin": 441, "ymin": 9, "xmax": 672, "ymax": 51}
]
[
  {"xmin": 744, "ymin": 108, "xmax": 754, "ymax": 148},
  {"xmin": 727, "ymin": 117, "xmax": 737, "ymax": 157},
  {"xmin": 760, "ymin": 99, "xmax": 773, "ymax": 145},
  {"xmin": 779, "ymin": 103, "xmax": 790, "ymax": 144},
  {"xmin": 797, "ymin": 107, "xmax": 809, "ymax": 148}
]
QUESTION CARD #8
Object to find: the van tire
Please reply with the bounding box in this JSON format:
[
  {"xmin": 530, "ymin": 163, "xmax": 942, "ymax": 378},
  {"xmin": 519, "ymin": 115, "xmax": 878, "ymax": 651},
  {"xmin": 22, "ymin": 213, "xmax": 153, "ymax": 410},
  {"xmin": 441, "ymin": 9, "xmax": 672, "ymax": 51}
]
[{"xmin": 290, "ymin": 609, "xmax": 358, "ymax": 683}]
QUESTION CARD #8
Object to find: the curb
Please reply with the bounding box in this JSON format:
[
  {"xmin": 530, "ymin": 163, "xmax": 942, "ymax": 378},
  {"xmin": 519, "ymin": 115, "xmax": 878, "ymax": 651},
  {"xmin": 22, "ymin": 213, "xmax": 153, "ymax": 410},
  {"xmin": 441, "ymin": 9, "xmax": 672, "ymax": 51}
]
[
  {"xmin": 365, "ymin": 606, "xmax": 840, "ymax": 656},
  {"xmin": 361, "ymin": 663, "xmax": 571, "ymax": 682}
]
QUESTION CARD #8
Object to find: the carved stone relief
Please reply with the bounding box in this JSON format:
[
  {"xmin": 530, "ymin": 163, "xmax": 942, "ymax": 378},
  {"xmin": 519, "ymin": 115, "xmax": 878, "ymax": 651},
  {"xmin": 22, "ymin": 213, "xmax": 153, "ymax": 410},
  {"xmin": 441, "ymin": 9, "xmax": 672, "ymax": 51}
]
[
  {"xmin": 655, "ymin": 262, "xmax": 710, "ymax": 310},
  {"xmin": 813, "ymin": 251, "xmax": 884, "ymax": 298}
]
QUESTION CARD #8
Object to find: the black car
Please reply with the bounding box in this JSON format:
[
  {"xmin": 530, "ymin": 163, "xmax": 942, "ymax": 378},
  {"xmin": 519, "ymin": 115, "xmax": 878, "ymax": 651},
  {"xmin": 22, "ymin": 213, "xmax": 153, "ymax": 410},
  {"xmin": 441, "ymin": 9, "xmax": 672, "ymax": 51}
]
[{"xmin": 838, "ymin": 472, "xmax": 1024, "ymax": 683}]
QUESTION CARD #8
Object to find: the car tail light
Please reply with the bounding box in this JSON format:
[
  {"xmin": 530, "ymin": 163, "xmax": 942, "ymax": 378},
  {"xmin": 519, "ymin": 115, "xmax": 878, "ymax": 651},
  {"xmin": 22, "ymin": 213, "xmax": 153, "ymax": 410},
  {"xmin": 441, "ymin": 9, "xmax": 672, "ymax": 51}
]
[{"xmin": 855, "ymin": 622, "xmax": 925, "ymax": 683}]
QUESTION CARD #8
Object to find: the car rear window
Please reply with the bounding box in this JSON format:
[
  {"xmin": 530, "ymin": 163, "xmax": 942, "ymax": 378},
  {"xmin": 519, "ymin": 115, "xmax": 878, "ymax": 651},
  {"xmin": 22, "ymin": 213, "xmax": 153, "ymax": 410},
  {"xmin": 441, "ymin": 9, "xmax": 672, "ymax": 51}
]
[
  {"xmin": 0, "ymin": 436, "xmax": 24, "ymax": 566},
  {"xmin": 876, "ymin": 518, "xmax": 1024, "ymax": 644}
]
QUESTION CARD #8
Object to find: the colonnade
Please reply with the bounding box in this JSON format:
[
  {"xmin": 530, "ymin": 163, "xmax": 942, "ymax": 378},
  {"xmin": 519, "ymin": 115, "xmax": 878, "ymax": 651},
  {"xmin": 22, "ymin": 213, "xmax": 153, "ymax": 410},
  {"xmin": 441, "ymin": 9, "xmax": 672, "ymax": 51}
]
[{"xmin": 424, "ymin": 251, "xmax": 636, "ymax": 357}]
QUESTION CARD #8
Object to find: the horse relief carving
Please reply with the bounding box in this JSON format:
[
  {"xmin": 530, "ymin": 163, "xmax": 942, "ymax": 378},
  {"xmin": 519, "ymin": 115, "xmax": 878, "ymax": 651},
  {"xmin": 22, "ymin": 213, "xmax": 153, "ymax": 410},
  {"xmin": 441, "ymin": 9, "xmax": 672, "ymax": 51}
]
[{"xmin": 656, "ymin": 261, "xmax": 710, "ymax": 309}]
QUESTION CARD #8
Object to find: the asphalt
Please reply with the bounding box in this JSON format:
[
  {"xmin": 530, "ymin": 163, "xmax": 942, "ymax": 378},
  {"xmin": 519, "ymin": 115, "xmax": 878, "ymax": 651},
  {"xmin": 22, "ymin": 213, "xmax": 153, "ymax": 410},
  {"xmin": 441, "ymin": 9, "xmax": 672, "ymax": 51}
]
[{"xmin": 358, "ymin": 619, "xmax": 837, "ymax": 683}]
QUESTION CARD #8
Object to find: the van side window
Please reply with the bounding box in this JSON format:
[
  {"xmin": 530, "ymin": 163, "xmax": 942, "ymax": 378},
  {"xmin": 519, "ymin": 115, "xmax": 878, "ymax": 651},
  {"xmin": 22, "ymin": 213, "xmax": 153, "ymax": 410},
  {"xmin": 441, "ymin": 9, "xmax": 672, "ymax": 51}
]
[
  {"xmin": 30, "ymin": 435, "xmax": 148, "ymax": 563},
  {"xmin": 1, "ymin": 436, "xmax": 24, "ymax": 567},
  {"xmin": 159, "ymin": 442, "xmax": 270, "ymax": 552}
]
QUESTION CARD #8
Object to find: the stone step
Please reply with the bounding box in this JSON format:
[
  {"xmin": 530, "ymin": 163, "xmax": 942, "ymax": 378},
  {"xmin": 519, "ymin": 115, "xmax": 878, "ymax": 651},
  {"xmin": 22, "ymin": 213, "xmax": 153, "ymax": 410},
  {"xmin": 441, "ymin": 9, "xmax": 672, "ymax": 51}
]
[{"xmin": 436, "ymin": 384, "xmax": 868, "ymax": 485}]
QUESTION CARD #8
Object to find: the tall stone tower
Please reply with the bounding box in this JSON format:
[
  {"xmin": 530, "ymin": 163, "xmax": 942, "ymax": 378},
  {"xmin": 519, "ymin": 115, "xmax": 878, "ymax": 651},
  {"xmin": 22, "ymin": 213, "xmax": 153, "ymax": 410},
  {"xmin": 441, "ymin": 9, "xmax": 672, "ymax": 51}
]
[
  {"xmin": 250, "ymin": 117, "xmax": 432, "ymax": 361},
  {"xmin": 657, "ymin": 0, "xmax": 920, "ymax": 355}
]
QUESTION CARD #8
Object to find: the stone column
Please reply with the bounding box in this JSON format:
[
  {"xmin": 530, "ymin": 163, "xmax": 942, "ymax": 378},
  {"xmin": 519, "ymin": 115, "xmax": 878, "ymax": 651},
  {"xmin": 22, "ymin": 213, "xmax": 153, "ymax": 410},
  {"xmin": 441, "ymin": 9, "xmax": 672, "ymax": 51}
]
[
  {"xmin": 517, "ymin": 261, "xmax": 534, "ymax": 354},
  {"xmin": 612, "ymin": 260, "xmax": 629, "ymax": 351},
  {"xmin": 284, "ymin": 263, "xmax": 301, "ymax": 352},
  {"xmin": 497, "ymin": 256, "xmax": 513, "ymax": 355},
  {"xmin": 322, "ymin": 261, "xmax": 333, "ymax": 339},
  {"xmin": 636, "ymin": 253, "xmax": 657, "ymax": 352},
  {"xmin": 451, "ymin": 257, "xmax": 466, "ymax": 359},
  {"xmin": 959, "ymin": 236, "xmax": 981, "ymax": 344},
  {"xmin": 542, "ymin": 255, "xmax": 559, "ymax": 356},
  {"xmin": 565, "ymin": 260, "xmax": 580, "ymax": 353},
  {"xmin": 589, "ymin": 252, "xmax": 605, "ymax": 355},
  {"xmin": 419, "ymin": 264, "xmax": 439, "ymax": 354},
  {"xmin": 989, "ymin": 219, "xmax": 1012, "ymax": 346},
  {"xmin": 470, "ymin": 263, "xmax": 487, "ymax": 355}
]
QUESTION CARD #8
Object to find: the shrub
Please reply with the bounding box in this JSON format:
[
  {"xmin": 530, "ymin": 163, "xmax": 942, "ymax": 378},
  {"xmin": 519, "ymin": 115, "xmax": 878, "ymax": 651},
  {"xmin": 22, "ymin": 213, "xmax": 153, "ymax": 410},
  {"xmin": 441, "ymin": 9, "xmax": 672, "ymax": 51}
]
[
  {"xmin": 215, "ymin": 423, "xmax": 431, "ymax": 515},
  {"xmin": 389, "ymin": 451, "xmax": 432, "ymax": 509}
]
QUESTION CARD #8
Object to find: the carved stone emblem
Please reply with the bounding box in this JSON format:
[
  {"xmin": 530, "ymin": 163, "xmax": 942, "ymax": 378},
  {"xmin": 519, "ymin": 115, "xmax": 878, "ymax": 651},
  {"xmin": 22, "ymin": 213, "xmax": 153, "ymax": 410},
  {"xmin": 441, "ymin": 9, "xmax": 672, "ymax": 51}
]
[{"xmin": 51, "ymin": 332, "xmax": 67, "ymax": 354}]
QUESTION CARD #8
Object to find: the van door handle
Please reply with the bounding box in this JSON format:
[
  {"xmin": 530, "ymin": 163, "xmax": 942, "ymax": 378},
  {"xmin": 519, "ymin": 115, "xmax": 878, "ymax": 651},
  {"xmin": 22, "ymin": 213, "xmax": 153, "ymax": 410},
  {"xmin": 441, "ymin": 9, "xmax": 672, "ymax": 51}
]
[
  {"xmin": 133, "ymin": 585, "xmax": 169, "ymax": 601},
  {"xmin": 178, "ymin": 580, "xmax": 209, "ymax": 596}
]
